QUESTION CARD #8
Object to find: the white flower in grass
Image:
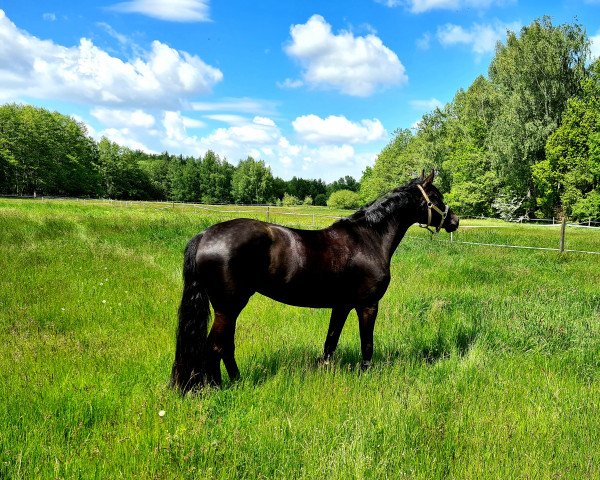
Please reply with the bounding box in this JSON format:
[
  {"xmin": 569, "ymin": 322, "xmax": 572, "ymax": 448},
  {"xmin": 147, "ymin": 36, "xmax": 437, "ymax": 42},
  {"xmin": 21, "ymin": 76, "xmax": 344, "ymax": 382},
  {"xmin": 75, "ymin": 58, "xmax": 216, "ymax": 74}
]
[
  {"xmin": 158, "ymin": 410, "xmax": 166, "ymax": 417},
  {"xmin": 102, "ymin": 299, "xmax": 107, "ymax": 304}
]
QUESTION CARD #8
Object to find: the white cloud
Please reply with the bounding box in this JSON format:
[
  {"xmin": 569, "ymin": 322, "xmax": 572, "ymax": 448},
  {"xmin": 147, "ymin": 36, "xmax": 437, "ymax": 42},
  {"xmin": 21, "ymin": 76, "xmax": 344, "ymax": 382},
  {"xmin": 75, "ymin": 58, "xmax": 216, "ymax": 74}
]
[
  {"xmin": 100, "ymin": 127, "xmax": 155, "ymax": 152},
  {"xmin": 398, "ymin": 0, "xmax": 513, "ymax": 13},
  {"xmin": 292, "ymin": 114, "xmax": 386, "ymax": 145},
  {"xmin": 108, "ymin": 0, "xmax": 210, "ymax": 22},
  {"xmin": 253, "ymin": 116, "xmax": 276, "ymax": 127},
  {"xmin": 437, "ymin": 21, "xmax": 519, "ymax": 55},
  {"xmin": 591, "ymin": 32, "xmax": 600, "ymax": 60},
  {"xmin": 191, "ymin": 98, "xmax": 275, "ymax": 114},
  {"xmin": 416, "ymin": 32, "xmax": 431, "ymax": 50},
  {"xmin": 0, "ymin": 10, "xmax": 222, "ymax": 108},
  {"xmin": 43, "ymin": 13, "xmax": 56, "ymax": 22},
  {"xmin": 410, "ymin": 98, "xmax": 443, "ymax": 110},
  {"xmin": 277, "ymin": 78, "xmax": 304, "ymax": 89},
  {"xmin": 284, "ymin": 14, "xmax": 407, "ymax": 96},
  {"xmin": 91, "ymin": 107, "xmax": 156, "ymax": 128},
  {"xmin": 204, "ymin": 114, "xmax": 248, "ymax": 125}
]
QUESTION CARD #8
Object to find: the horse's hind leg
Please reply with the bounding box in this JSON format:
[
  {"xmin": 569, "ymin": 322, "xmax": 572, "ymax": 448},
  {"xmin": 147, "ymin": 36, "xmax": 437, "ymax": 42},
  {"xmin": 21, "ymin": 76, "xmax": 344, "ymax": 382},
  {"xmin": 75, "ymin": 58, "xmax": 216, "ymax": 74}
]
[{"xmin": 207, "ymin": 302, "xmax": 246, "ymax": 385}]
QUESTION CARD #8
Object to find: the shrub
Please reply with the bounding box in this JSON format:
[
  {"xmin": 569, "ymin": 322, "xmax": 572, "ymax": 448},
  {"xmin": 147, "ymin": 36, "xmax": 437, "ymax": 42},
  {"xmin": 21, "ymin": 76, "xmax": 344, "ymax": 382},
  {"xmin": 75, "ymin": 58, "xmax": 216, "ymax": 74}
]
[
  {"xmin": 314, "ymin": 193, "xmax": 327, "ymax": 206},
  {"xmin": 327, "ymin": 189, "xmax": 361, "ymax": 209},
  {"xmin": 282, "ymin": 193, "xmax": 302, "ymax": 206}
]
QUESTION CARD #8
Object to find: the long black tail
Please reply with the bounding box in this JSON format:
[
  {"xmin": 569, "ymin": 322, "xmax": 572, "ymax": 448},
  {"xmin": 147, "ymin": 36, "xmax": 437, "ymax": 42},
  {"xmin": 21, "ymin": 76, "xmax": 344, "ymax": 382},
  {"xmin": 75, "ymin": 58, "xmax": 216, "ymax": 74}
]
[{"xmin": 170, "ymin": 233, "xmax": 211, "ymax": 394}]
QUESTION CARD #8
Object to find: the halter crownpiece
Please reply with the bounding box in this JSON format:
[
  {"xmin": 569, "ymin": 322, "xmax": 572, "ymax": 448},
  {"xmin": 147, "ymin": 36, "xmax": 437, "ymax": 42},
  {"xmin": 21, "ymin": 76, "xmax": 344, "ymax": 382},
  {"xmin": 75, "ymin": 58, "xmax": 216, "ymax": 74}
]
[{"xmin": 416, "ymin": 184, "xmax": 449, "ymax": 234}]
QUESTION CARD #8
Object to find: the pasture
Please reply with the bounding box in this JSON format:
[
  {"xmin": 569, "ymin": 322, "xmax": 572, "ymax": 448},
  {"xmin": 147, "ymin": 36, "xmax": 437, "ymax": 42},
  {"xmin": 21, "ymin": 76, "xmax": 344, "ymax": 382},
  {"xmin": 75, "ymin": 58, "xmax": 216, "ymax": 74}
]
[{"xmin": 1, "ymin": 198, "xmax": 599, "ymax": 479}]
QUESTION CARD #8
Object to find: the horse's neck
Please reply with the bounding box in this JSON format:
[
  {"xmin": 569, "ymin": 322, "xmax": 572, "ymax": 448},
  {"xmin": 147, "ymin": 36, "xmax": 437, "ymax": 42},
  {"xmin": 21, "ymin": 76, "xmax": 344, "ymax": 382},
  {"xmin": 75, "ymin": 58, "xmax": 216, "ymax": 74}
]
[
  {"xmin": 379, "ymin": 216, "xmax": 414, "ymax": 261},
  {"xmin": 361, "ymin": 201, "xmax": 417, "ymax": 262}
]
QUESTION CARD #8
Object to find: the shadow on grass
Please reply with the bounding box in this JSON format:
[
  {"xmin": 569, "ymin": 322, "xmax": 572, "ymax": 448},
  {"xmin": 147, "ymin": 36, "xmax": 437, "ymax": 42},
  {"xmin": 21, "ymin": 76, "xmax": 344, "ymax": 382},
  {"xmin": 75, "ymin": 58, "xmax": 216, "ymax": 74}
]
[{"xmin": 226, "ymin": 326, "xmax": 480, "ymax": 388}]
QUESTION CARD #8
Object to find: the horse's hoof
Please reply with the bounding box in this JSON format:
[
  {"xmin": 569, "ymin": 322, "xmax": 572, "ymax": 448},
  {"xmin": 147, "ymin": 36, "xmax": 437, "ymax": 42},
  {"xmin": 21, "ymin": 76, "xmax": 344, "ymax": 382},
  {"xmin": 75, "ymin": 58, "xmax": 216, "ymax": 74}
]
[
  {"xmin": 361, "ymin": 361, "xmax": 372, "ymax": 371},
  {"xmin": 317, "ymin": 356, "xmax": 331, "ymax": 366}
]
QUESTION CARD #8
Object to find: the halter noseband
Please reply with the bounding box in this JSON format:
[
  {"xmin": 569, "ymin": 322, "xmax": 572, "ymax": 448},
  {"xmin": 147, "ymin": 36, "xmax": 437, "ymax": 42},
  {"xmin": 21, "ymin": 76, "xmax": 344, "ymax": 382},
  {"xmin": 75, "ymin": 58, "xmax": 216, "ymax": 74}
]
[{"xmin": 417, "ymin": 184, "xmax": 449, "ymax": 234}]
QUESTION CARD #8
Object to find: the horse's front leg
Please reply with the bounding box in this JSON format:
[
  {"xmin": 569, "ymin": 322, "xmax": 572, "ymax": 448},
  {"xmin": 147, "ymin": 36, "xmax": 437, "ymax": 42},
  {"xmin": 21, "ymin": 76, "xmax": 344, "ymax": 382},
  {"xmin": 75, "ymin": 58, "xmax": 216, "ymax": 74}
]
[
  {"xmin": 320, "ymin": 306, "xmax": 351, "ymax": 363},
  {"xmin": 356, "ymin": 303, "xmax": 378, "ymax": 370}
]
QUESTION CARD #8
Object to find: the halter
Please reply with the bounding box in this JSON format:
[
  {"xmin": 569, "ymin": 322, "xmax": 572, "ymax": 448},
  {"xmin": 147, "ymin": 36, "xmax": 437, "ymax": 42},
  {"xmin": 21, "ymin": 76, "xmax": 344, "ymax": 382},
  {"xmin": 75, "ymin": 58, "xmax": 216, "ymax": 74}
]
[{"xmin": 417, "ymin": 184, "xmax": 449, "ymax": 234}]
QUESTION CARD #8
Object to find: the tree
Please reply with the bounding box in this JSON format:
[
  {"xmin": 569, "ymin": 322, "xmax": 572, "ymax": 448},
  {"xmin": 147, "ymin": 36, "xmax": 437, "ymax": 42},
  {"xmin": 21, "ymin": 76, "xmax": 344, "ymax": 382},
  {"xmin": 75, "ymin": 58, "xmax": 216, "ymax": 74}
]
[
  {"xmin": 230, "ymin": 157, "xmax": 274, "ymax": 204},
  {"xmin": 488, "ymin": 17, "xmax": 589, "ymax": 211},
  {"xmin": 441, "ymin": 77, "xmax": 500, "ymax": 216},
  {"xmin": 97, "ymin": 138, "xmax": 156, "ymax": 200},
  {"xmin": 328, "ymin": 176, "xmax": 359, "ymax": 194},
  {"xmin": 540, "ymin": 59, "xmax": 600, "ymax": 220},
  {"xmin": 199, "ymin": 150, "xmax": 234, "ymax": 204},
  {"xmin": 359, "ymin": 129, "xmax": 420, "ymax": 202},
  {"xmin": 0, "ymin": 104, "xmax": 100, "ymax": 196}
]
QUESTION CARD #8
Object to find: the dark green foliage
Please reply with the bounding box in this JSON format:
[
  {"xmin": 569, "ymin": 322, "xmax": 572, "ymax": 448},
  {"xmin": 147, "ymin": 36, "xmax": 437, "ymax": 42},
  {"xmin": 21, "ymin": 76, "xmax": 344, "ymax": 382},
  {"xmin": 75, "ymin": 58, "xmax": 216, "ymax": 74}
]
[
  {"xmin": 540, "ymin": 59, "xmax": 600, "ymax": 220},
  {"xmin": 0, "ymin": 103, "xmax": 100, "ymax": 196},
  {"xmin": 361, "ymin": 17, "xmax": 596, "ymax": 220}
]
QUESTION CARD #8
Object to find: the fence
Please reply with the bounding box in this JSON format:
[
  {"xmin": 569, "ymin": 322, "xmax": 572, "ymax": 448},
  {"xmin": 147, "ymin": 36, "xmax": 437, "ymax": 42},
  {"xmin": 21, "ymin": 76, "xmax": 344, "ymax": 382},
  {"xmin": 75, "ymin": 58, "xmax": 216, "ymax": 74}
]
[{"xmin": 2, "ymin": 194, "xmax": 600, "ymax": 256}]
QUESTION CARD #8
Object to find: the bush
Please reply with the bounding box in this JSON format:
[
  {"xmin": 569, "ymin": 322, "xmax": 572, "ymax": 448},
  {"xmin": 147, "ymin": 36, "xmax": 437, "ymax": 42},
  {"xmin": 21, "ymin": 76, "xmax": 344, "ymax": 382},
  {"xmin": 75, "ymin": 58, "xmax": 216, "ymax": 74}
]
[
  {"xmin": 282, "ymin": 193, "xmax": 302, "ymax": 206},
  {"xmin": 327, "ymin": 189, "xmax": 361, "ymax": 209},
  {"xmin": 303, "ymin": 195, "xmax": 313, "ymax": 205},
  {"xmin": 571, "ymin": 189, "xmax": 600, "ymax": 221},
  {"xmin": 314, "ymin": 193, "xmax": 327, "ymax": 206}
]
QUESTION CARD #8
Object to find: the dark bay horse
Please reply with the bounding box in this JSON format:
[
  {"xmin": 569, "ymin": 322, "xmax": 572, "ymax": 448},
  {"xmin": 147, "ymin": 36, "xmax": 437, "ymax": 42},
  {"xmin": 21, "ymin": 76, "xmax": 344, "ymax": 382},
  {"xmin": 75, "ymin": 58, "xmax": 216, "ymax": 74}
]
[{"xmin": 171, "ymin": 171, "xmax": 459, "ymax": 393}]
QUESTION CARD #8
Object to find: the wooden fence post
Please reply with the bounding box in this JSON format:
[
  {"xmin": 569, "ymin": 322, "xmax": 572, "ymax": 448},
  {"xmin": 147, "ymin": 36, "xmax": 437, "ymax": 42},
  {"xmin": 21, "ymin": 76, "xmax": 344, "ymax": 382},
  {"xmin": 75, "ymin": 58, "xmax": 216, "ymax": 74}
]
[
  {"xmin": 559, "ymin": 218, "xmax": 566, "ymax": 253},
  {"xmin": 266, "ymin": 206, "xmax": 269, "ymax": 222}
]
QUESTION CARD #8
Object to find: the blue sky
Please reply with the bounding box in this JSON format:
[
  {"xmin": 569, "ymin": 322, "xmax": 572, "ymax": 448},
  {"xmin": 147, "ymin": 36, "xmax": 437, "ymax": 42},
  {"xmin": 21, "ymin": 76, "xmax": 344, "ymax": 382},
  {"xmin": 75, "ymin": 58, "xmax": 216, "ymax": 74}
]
[{"xmin": 0, "ymin": 0, "xmax": 599, "ymax": 181}]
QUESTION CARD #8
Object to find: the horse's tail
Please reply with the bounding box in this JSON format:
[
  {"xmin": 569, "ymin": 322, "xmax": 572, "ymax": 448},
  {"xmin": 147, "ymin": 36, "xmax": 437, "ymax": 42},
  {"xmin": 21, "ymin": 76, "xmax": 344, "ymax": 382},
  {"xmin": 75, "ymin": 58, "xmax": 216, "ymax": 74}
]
[{"xmin": 170, "ymin": 232, "xmax": 210, "ymax": 394}]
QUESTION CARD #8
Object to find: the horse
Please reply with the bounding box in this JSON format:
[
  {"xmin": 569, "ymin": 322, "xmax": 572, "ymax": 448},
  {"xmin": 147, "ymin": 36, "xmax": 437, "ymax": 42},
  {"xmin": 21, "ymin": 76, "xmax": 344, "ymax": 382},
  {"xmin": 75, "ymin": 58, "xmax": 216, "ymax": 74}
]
[{"xmin": 170, "ymin": 170, "xmax": 459, "ymax": 393}]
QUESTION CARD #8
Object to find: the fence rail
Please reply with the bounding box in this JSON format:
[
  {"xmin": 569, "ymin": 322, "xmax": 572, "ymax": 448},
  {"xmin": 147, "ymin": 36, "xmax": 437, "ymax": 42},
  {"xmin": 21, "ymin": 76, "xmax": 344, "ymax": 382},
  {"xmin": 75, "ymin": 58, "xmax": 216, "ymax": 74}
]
[{"xmin": 2, "ymin": 194, "xmax": 599, "ymax": 256}]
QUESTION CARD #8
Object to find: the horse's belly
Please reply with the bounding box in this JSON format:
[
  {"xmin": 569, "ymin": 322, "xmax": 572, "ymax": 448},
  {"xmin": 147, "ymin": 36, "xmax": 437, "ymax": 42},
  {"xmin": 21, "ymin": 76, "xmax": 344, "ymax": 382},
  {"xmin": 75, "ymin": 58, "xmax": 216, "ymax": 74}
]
[{"xmin": 257, "ymin": 274, "xmax": 352, "ymax": 308}]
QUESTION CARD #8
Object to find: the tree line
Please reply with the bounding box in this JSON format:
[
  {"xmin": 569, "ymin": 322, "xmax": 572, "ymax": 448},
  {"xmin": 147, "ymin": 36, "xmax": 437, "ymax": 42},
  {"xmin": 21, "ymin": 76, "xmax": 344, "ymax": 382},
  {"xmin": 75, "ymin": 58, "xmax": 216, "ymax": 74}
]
[
  {"xmin": 361, "ymin": 17, "xmax": 600, "ymax": 221},
  {"xmin": 2, "ymin": 17, "xmax": 599, "ymax": 220},
  {"xmin": 0, "ymin": 103, "xmax": 358, "ymax": 205}
]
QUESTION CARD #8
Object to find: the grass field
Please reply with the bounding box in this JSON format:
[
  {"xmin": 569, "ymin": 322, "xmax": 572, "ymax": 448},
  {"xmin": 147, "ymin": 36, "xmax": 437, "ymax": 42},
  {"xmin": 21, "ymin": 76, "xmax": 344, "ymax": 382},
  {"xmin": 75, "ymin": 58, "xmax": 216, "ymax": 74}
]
[{"xmin": 1, "ymin": 198, "xmax": 599, "ymax": 479}]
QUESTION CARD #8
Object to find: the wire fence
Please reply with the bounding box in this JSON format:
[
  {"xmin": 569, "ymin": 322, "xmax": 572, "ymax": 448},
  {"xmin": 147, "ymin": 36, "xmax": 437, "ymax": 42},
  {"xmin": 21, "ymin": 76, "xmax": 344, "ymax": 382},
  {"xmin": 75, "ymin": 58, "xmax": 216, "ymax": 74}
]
[{"xmin": 2, "ymin": 194, "xmax": 600, "ymax": 256}]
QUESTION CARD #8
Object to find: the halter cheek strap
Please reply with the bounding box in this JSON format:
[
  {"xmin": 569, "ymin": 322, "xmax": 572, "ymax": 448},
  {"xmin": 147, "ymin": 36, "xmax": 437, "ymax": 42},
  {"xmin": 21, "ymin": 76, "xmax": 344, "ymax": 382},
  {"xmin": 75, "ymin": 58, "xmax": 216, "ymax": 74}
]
[{"xmin": 417, "ymin": 184, "xmax": 449, "ymax": 234}]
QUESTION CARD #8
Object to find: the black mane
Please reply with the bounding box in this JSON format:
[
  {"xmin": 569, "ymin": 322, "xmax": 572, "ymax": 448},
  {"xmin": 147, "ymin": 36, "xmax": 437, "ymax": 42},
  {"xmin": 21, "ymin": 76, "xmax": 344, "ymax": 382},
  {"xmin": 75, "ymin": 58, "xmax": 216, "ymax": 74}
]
[{"xmin": 335, "ymin": 178, "xmax": 421, "ymax": 231}]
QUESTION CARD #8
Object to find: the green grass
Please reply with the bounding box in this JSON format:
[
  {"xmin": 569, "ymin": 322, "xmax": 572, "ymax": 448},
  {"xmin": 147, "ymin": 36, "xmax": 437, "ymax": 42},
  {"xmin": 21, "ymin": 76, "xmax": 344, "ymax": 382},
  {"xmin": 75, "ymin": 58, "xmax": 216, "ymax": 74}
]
[{"xmin": 1, "ymin": 198, "xmax": 599, "ymax": 479}]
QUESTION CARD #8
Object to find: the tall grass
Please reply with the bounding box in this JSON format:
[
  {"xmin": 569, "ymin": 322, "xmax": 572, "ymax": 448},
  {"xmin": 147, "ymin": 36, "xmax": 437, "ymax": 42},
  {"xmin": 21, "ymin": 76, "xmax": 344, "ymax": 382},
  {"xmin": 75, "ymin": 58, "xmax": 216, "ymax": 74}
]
[{"xmin": 1, "ymin": 198, "xmax": 599, "ymax": 479}]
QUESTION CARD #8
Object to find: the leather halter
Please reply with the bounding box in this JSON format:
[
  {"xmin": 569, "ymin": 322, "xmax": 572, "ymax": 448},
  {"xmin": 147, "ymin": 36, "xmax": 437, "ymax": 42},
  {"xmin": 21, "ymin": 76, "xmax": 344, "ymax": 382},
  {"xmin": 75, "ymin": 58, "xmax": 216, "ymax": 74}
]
[{"xmin": 417, "ymin": 184, "xmax": 449, "ymax": 234}]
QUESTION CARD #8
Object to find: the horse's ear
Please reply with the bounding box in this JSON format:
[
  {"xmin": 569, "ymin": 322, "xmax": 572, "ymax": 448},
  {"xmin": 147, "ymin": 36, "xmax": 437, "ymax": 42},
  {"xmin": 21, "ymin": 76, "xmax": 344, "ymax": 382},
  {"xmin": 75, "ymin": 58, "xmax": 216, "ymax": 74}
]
[{"xmin": 423, "ymin": 169, "xmax": 435, "ymax": 186}]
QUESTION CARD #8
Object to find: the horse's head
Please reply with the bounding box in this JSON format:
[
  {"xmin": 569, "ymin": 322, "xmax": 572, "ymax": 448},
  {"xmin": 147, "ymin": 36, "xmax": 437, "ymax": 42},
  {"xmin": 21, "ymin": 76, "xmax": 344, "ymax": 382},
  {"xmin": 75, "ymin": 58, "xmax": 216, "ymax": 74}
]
[{"xmin": 415, "ymin": 170, "xmax": 459, "ymax": 233}]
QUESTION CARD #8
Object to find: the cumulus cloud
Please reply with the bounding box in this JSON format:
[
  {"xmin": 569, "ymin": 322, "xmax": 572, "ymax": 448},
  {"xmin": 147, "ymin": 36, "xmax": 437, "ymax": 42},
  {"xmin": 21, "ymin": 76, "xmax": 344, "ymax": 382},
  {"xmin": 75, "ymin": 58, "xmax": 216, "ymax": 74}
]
[
  {"xmin": 382, "ymin": 0, "xmax": 513, "ymax": 13},
  {"xmin": 591, "ymin": 32, "xmax": 600, "ymax": 60},
  {"xmin": 0, "ymin": 10, "xmax": 222, "ymax": 108},
  {"xmin": 284, "ymin": 14, "xmax": 407, "ymax": 96},
  {"xmin": 191, "ymin": 98, "xmax": 276, "ymax": 114},
  {"xmin": 410, "ymin": 98, "xmax": 443, "ymax": 110},
  {"xmin": 437, "ymin": 21, "xmax": 519, "ymax": 55},
  {"xmin": 100, "ymin": 127, "xmax": 156, "ymax": 152},
  {"xmin": 91, "ymin": 107, "xmax": 156, "ymax": 128},
  {"xmin": 292, "ymin": 114, "xmax": 386, "ymax": 145},
  {"xmin": 108, "ymin": 0, "xmax": 210, "ymax": 22}
]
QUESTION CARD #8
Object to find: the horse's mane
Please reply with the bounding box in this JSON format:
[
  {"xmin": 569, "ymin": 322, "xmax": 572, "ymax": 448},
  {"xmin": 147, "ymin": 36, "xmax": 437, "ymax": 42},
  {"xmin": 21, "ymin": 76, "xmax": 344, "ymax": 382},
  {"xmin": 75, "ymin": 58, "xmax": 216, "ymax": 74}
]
[{"xmin": 334, "ymin": 178, "xmax": 421, "ymax": 232}]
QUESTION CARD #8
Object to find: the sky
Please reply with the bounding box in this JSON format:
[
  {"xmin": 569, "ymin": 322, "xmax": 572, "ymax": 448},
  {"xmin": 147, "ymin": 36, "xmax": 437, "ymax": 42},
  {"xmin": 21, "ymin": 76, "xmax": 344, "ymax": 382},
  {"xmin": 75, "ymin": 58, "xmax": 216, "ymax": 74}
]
[{"xmin": 0, "ymin": 1, "xmax": 599, "ymax": 182}]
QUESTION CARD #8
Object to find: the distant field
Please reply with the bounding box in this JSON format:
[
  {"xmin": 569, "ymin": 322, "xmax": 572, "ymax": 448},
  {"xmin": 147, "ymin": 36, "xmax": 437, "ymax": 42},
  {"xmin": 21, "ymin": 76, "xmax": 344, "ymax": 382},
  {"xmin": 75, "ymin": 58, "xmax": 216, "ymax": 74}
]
[{"xmin": 1, "ymin": 198, "xmax": 599, "ymax": 479}]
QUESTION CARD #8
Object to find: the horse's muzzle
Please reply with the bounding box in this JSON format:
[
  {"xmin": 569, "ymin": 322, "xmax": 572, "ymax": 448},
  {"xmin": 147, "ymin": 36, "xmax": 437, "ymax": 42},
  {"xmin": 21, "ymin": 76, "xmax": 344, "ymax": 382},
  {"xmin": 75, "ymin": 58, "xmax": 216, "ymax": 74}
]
[{"xmin": 444, "ymin": 212, "xmax": 459, "ymax": 233}]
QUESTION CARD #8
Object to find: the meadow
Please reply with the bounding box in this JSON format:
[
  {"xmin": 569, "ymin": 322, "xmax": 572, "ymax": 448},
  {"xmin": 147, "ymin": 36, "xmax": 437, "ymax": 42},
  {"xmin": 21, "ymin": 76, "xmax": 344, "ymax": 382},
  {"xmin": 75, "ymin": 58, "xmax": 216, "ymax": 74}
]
[{"xmin": 1, "ymin": 198, "xmax": 599, "ymax": 479}]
